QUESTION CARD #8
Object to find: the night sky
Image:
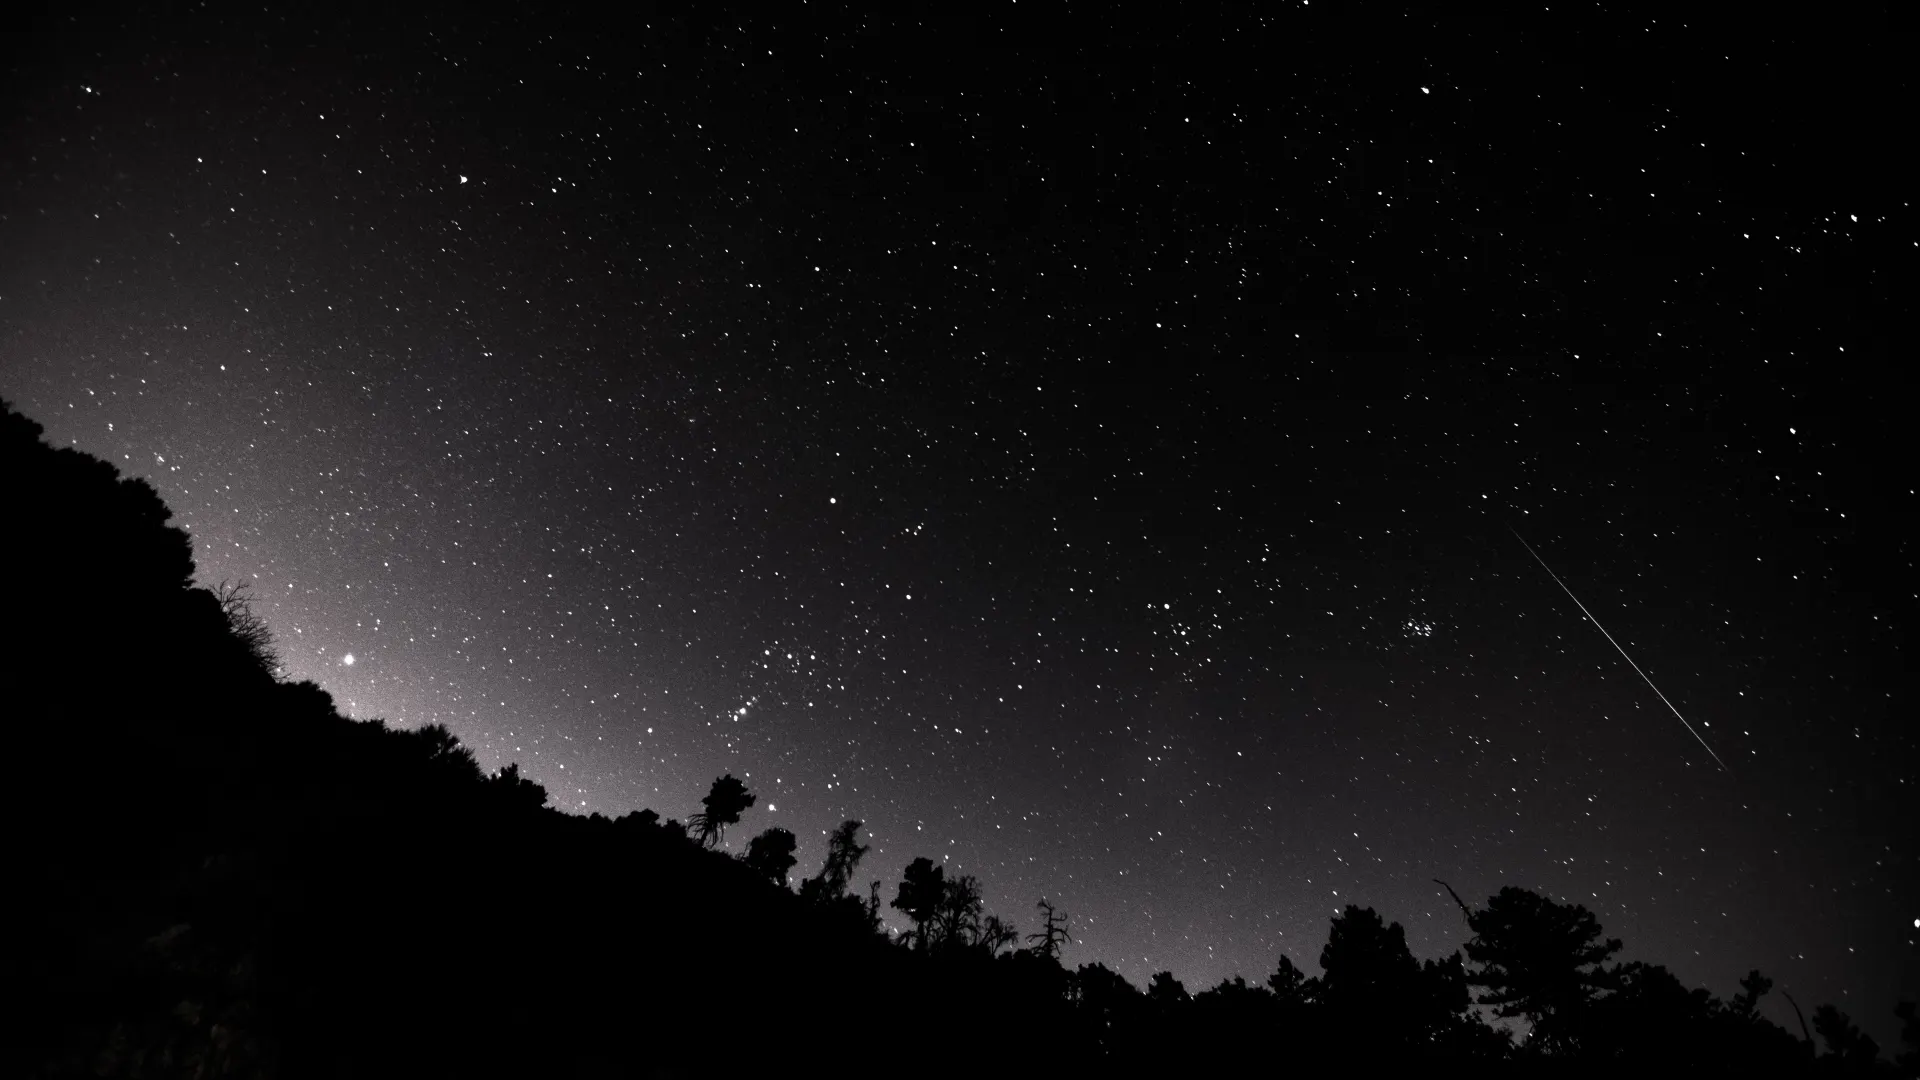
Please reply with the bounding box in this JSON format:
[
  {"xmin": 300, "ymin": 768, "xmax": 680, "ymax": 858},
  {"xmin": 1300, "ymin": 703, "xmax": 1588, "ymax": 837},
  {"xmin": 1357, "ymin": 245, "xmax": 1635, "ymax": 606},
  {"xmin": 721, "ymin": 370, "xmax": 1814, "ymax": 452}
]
[{"xmin": 3, "ymin": 7, "xmax": 1912, "ymax": 1044}]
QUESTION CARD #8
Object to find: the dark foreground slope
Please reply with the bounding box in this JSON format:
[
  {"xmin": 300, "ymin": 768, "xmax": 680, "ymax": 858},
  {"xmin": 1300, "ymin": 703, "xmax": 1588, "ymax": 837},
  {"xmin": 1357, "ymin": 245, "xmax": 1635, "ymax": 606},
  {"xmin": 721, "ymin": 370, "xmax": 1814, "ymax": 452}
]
[
  {"xmin": 7, "ymin": 401, "xmax": 1914, "ymax": 1079},
  {"xmin": 5, "ymin": 403, "xmax": 1047, "ymax": 1079}
]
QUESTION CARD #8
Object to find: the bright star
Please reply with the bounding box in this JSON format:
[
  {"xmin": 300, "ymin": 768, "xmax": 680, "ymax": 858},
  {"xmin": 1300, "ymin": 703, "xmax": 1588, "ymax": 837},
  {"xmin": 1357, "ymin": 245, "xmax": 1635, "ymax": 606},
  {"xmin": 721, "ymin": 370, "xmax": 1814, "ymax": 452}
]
[{"xmin": 341, "ymin": 653, "xmax": 356, "ymax": 666}]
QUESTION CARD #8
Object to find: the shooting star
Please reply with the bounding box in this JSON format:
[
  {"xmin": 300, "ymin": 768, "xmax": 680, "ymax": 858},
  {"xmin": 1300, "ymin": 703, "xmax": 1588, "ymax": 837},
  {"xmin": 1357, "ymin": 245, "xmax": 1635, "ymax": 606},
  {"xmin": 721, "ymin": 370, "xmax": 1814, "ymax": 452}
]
[{"xmin": 1509, "ymin": 526, "xmax": 1730, "ymax": 773}]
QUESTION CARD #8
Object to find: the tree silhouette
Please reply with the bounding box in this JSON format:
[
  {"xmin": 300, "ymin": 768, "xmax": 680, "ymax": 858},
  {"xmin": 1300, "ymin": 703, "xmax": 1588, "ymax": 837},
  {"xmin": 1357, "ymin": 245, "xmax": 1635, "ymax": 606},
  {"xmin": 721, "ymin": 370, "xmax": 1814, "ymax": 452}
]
[
  {"xmin": 1190, "ymin": 975, "xmax": 1276, "ymax": 1061},
  {"xmin": 1317, "ymin": 904, "xmax": 1483, "ymax": 1056},
  {"xmin": 1195, "ymin": 974, "xmax": 1271, "ymax": 1011},
  {"xmin": 1266, "ymin": 954, "xmax": 1315, "ymax": 1008},
  {"xmin": 410, "ymin": 722, "xmax": 483, "ymax": 783},
  {"xmin": 1146, "ymin": 970, "xmax": 1189, "ymax": 1006},
  {"xmin": 1029, "ymin": 898, "xmax": 1072, "ymax": 961},
  {"xmin": 1318, "ymin": 905, "xmax": 1422, "ymax": 1010},
  {"xmin": 824, "ymin": 819, "xmax": 869, "ymax": 894},
  {"xmin": 690, "ymin": 773, "xmax": 755, "ymax": 848},
  {"xmin": 1417, "ymin": 951, "xmax": 1498, "ymax": 1057},
  {"xmin": 487, "ymin": 762, "xmax": 550, "ymax": 812},
  {"xmin": 893, "ymin": 856, "xmax": 945, "ymax": 950},
  {"xmin": 1583, "ymin": 961, "xmax": 1729, "ymax": 1064},
  {"xmin": 935, "ymin": 874, "xmax": 986, "ymax": 952},
  {"xmin": 802, "ymin": 819, "xmax": 869, "ymax": 901},
  {"xmin": 980, "ymin": 914, "xmax": 1019, "ymax": 956},
  {"xmin": 1074, "ymin": 962, "xmax": 1138, "ymax": 1007},
  {"xmin": 1895, "ymin": 1000, "xmax": 1919, "ymax": 1074},
  {"xmin": 1729, "ymin": 969, "xmax": 1773, "ymax": 1019},
  {"xmin": 1073, "ymin": 961, "xmax": 1142, "ymax": 1051},
  {"xmin": 4, "ymin": 403, "xmax": 196, "ymax": 612},
  {"xmin": 1812, "ymin": 1004, "xmax": 1880, "ymax": 1067},
  {"xmin": 1462, "ymin": 886, "xmax": 1622, "ymax": 1053},
  {"xmin": 743, "ymin": 827, "xmax": 798, "ymax": 888}
]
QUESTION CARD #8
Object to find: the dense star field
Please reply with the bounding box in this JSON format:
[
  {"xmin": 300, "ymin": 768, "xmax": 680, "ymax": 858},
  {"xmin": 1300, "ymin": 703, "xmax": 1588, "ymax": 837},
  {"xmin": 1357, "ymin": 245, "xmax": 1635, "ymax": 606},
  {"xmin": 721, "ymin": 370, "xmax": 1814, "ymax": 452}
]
[{"xmin": 2, "ymin": 7, "xmax": 1911, "ymax": 1045}]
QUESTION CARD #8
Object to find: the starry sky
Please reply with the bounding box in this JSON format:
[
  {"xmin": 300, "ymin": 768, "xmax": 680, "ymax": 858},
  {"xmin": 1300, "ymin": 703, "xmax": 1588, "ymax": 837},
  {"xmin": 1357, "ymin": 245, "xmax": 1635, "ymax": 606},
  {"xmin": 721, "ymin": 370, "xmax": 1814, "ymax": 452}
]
[{"xmin": 2, "ymin": 6, "xmax": 1911, "ymax": 1044}]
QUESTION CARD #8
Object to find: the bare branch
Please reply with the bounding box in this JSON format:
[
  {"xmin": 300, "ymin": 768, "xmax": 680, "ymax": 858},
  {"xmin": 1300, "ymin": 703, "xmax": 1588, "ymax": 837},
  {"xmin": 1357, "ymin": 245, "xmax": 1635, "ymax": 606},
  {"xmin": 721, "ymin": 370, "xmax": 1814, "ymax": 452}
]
[
  {"xmin": 214, "ymin": 579, "xmax": 280, "ymax": 676},
  {"xmin": 1432, "ymin": 878, "xmax": 1472, "ymax": 922},
  {"xmin": 1781, "ymin": 990, "xmax": 1813, "ymax": 1045}
]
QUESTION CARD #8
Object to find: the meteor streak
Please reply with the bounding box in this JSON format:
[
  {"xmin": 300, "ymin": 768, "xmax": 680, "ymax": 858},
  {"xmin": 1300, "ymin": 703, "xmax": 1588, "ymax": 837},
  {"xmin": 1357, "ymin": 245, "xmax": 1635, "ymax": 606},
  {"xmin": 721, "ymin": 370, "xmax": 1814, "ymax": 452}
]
[{"xmin": 1509, "ymin": 526, "xmax": 1730, "ymax": 773}]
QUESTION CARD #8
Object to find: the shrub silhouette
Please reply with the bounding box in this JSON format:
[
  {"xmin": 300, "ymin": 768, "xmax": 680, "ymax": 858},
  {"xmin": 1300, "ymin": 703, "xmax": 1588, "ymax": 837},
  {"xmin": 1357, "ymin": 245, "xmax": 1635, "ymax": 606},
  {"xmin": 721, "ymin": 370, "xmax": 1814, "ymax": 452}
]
[{"xmin": 214, "ymin": 578, "xmax": 281, "ymax": 677}]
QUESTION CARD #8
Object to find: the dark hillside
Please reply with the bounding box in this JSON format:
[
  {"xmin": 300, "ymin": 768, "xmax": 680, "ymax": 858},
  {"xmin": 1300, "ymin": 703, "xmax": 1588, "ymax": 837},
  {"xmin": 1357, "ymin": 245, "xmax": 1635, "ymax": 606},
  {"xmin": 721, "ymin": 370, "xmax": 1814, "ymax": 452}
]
[
  {"xmin": 7, "ymin": 401, "xmax": 1041, "ymax": 1078},
  {"xmin": 6, "ymin": 401, "xmax": 1911, "ymax": 1078}
]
